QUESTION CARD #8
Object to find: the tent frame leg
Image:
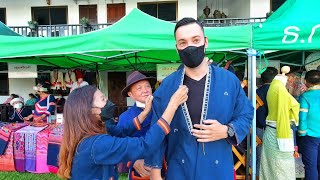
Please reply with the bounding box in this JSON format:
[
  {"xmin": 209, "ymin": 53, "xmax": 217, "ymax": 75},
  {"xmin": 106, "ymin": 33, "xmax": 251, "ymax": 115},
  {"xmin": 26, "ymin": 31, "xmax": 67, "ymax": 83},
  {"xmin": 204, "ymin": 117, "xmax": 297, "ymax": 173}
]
[{"xmin": 246, "ymin": 48, "xmax": 257, "ymax": 180}]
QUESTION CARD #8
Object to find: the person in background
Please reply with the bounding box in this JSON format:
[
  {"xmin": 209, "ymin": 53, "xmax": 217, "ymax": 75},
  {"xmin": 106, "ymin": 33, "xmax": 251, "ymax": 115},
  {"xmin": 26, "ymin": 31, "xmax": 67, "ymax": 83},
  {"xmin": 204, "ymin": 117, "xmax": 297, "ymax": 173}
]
[
  {"xmin": 8, "ymin": 97, "xmax": 32, "ymax": 123},
  {"xmin": 3, "ymin": 94, "xmax": 19, "ymax": 104},
  {"xmin": 56, "ymin": 93, "xmax": 66, "ymax": 113},
  {"xmin": 117, "ymin": 71, "xmax": 157, "ymax": 180},
  {"xmin": 298, "ymin": 70, "xmax": 320, "ymax": 180},
  {"xmin": 70, "ymin": 69, "xmax": 89, "ymax": 92},
  {"xmin": 57, "ymin": 85, "xmax": 188, "ymax": 180},
  {"xmin": 25, "ymin": 93, "xmax": 37, "ymax": 106},
  {"xmin": 24, "ymin": 82, "xmax": 56, "ymax": 123}
]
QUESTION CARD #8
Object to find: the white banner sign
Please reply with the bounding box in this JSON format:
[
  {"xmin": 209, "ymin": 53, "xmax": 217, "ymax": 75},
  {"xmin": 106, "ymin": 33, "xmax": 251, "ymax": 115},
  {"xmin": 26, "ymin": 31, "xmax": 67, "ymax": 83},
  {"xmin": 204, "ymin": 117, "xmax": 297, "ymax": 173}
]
[
  {"xmin": 8, "ymin": 63, "xmax": 37, "ymax": 78},
  {"xmin": 156, "ymin": 63, "xmax": 181, "ymax": 81}
]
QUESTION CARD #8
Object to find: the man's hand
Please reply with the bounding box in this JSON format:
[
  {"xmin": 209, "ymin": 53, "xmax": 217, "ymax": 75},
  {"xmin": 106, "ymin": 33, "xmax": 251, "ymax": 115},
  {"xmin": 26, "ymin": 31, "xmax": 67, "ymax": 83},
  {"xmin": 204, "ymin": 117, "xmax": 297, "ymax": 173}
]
[
  {"xmin": 191, "ymin": 120, "xmax": 228, "ymax": 142},
  {"xmin": 143, "ymin": 95, "xmax": 154, "ymax": 114},
  {"xmin": 133, "ymin": 159, "xmax": 151, "ymax": 177}
]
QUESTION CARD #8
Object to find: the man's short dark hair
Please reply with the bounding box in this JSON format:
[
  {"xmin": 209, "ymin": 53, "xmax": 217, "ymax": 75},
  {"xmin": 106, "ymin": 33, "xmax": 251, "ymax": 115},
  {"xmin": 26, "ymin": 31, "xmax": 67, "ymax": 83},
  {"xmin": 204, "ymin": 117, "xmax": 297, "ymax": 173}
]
[
  {"xmin": 305, "ymin": 70, "xmax": 320, "ymax": 85},
  {"xmin": 174, "ymin": 17, "xmax": 204, "ymax": 37},
  {"xmin": 261, "ymin": 67, "xmax": 278, "ymax": 83}
]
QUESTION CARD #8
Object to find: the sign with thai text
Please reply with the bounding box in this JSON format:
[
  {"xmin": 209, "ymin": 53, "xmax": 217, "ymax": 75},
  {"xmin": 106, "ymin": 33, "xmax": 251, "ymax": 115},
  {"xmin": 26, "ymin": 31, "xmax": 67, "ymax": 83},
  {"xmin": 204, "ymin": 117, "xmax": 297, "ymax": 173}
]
[
  {"xmin": 157, "ymin": 63, "xmax": 181, "ymax": 81},
  {"xmin": 8, "ymin": 63, "xmax": 37, "ymax": 78}
]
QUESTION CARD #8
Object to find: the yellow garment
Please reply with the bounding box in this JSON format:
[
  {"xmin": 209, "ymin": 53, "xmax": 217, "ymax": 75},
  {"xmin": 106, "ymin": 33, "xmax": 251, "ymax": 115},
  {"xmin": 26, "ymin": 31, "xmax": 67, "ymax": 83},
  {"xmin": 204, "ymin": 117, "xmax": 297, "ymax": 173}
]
[{"xmin": 266, "ymin": 80, "xmax": 299, "ymax": 139}]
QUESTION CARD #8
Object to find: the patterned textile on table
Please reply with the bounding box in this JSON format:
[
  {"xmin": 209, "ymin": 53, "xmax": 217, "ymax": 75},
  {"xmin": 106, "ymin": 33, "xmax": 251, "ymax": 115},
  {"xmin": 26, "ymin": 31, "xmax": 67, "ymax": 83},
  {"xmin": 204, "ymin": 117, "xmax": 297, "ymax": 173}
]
[
  {"xmin": 34, "ymin": 124, "xmax": 56, "ymax": 173},
  {"xmin": 0, "ymin": 123, "xmax": 10, "ymax": 155},
  {"xmin": 259, "ymin": 127, "xmax": 296, "ymax": 180},
  {"xmin": 0, "ymin": 123, "xmax": 26, "ymax": 155},
  {"xmin": 0, "ymin": 134, "xmax": 15, "ymax": 171},
  {"xmin": 0, "ymin": 123, "xmax": 27, "ymax": 171},
  {"xmin": 14, "ymin": 125, "xmax": 47, "ymax": 172},
  {"xmin": 47, "ymin": 124, "xmax": 63, "ymax": 173}
]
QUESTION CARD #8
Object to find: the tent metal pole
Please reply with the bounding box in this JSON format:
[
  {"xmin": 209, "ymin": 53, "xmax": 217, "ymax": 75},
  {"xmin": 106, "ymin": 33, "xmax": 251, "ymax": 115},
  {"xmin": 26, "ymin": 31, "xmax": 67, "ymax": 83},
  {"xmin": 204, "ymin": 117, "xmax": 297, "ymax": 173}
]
[
  {"xmin": 302, "ymin": 51, "xmax": 306, "ymax": 66},
  {"xmin": 280, "ymin": 62, "xmax": 303, "ymax": 67},
  {"xmin": 95, "ymin": 63, "xmax": 99, "ymax": 89},
  {"xmin": 267, "ymin": 51, "xmax": 298, "ymax": 59},
  {"xmin": 247, "ymin": 48, "xmax": 257, "ymax": 180},
  {"xmin": 106, "ymin": 51, "xmax": 141, "ymax": 59}
]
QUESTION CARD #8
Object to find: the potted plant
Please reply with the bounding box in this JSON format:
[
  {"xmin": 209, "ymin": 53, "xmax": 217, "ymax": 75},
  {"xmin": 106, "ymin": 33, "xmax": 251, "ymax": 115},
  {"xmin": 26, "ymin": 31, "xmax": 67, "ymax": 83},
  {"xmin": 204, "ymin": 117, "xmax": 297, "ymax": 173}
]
[
  {"xmin": 28, "ymin": 20, "xmax": 38, "ymax": 29},
  {"xmin": 266, "ymin": 11, "xmax": 274, "ymax": 18},
  {"xmin": 80, "ymin": 17, "xmax": 90, "ymax": 28}
]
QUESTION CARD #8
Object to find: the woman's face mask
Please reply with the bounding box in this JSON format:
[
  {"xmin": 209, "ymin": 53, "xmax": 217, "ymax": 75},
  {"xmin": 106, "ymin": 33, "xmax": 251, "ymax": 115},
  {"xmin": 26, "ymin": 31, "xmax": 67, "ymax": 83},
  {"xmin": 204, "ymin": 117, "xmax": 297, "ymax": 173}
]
[{"xmin": 13, "ymin": 103, "xmax": 23, "ymax": 109}]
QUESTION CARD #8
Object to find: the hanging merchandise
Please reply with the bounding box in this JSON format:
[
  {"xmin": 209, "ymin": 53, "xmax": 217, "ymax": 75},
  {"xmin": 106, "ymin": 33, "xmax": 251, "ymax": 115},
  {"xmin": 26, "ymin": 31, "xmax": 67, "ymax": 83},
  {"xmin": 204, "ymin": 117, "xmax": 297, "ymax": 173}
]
[
  {"xmin": 65, "ymin": 69, "xmax": 76, "ymax": 89},
  {"xmin": 70, "ymin": 69, "xmax": 89, "ymax": 92},
  {"xmin": 50, "ymin": 70, "xmax": 65, "ymax": 91}
]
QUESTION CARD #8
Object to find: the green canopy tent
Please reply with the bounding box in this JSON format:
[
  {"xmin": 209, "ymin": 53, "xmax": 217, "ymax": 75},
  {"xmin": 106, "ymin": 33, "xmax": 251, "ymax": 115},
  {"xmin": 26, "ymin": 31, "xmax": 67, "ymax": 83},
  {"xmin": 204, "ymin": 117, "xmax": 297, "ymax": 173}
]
[
  {"xmin": 0, "ymin": 21, "xmax": 21, "ymax": 36},
  {"xmin": 0, "ymin": 8, "xmax": 251, "ymax": 71},
  {"xmin": 253, "ymin": 0, "xmax": 320, "ymax": 51}
]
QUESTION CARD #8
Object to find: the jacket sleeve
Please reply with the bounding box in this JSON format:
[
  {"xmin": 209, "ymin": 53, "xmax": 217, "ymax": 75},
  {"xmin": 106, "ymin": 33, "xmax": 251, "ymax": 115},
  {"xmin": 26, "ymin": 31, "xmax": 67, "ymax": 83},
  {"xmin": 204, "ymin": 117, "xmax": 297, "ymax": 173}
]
[
  {"xmin": 298, "ymin": 94, "xmax": 308, "ymax": 136},
  {"xmin": 228, "ymin": 81, "xmax": 254, "ymax": 145},
  {"xmin": 107, "ymin": 117, "xmax": 141, "ymax": 137},
  {"xmin": 144, "ymin": 96, "xmax": 167, "ymax": 169},
  {"xmin": 92, "ymin": 118, "xmax": 170, "ymax": 165},
  {"xmin": 46, "ymin": 95, "xmax": 56, "ymax": 115}
]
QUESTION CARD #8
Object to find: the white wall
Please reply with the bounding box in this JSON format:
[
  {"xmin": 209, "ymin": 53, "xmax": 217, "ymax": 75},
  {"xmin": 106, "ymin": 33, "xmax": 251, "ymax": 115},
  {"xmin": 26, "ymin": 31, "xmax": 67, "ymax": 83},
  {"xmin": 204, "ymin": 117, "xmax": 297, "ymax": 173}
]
[
  {"xmin": 228, "ymin": 0, "xmax": 250, "ymax": 18},
  {"xmin": 0, "ymin": 78, "xmax": 35, "ymax": 104},
  {"xmin": 250, "ymin": 0, "xmax": 270, "ymax": 18},
  {"xmin": 1, "ymin": 0, "xmax": 191, "ymax": 26},
  {"xmin": 178, "ymin": 0, "xmax": 197, "ymax": 20}
]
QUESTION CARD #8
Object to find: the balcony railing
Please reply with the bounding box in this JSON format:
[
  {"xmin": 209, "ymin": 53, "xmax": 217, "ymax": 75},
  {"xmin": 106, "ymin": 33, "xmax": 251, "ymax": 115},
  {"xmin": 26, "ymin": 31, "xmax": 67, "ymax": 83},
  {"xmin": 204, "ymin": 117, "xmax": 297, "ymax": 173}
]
[
  {"xmin": 9, "ymin": 23, "xmax": 111, "ymax": 37},
  {"xmin": 8, "ymin": 17, "xmax": 266, "ymax": 37},
  {"xmin": 202, "ymin": 17, "xmax": 266, "ymax": 27}
]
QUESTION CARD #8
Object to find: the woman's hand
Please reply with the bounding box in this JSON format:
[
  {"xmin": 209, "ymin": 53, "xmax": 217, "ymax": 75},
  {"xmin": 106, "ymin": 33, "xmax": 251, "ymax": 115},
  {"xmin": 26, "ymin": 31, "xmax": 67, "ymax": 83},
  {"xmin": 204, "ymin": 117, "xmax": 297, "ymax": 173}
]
[{"xmin": 168, "ymin": 85, "xmax": 188, "ymax": 109}]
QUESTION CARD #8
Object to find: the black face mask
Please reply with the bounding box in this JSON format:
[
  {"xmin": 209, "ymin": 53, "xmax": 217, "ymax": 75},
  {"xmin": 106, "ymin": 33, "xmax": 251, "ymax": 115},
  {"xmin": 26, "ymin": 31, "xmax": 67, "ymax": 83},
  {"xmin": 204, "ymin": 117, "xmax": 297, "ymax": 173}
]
[{"xmin": 178, "ymin": 44, "xmax": 205, "ymax": 68}]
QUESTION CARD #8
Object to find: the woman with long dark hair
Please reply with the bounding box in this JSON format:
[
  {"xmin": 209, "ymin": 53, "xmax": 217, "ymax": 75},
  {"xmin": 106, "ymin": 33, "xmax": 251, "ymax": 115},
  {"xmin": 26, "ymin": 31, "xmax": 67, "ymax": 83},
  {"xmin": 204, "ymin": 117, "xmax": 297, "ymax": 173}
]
[{"xmin": 58, "ymin": 85, "xmax": 188, "ymax": 180}]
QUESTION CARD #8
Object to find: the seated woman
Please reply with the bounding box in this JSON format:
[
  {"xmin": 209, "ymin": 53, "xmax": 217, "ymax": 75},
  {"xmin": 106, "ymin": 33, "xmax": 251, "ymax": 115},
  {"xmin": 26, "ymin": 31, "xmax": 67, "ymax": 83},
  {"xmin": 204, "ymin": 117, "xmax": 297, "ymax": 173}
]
[
  {"xmin": 25, "ymin": 93, "xmax": 37, "ymax": 107},
  {"xmin": 24, "ymin": 82, "xmax": 56, "ymax": 123},
  {"xmin": 9, "ymin": 97, "xmax": 32, "ymax": 123},
  {"xmin": 58, "ymin": 85, "xmax": 188, "ymax": 180}
]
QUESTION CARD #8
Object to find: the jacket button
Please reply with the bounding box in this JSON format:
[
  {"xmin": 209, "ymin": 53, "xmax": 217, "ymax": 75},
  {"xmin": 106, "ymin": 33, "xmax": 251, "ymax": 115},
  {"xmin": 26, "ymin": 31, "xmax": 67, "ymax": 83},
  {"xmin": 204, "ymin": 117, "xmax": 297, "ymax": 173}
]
[
  {"xmin": 215, "ymin": 160, "xmax": 219, "ymax": 165},
  {"xmin": 182, "ymin": 159, "xmax": 185, "ymax": 164}
]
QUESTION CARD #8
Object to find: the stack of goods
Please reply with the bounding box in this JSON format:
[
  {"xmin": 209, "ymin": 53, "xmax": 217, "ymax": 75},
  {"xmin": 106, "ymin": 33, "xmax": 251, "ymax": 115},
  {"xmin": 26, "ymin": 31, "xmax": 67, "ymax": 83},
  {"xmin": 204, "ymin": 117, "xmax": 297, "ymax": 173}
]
[
  {"xmin": 14, "ymin": 124, "xmax": 48, "ymax": 172},
  {"xmin": 47, "ymin": 124, "xmax": 63, "ymax": 173},
  {"xmin": 0, "ymin": 123, "xmax": 27, "ymax": 171}
]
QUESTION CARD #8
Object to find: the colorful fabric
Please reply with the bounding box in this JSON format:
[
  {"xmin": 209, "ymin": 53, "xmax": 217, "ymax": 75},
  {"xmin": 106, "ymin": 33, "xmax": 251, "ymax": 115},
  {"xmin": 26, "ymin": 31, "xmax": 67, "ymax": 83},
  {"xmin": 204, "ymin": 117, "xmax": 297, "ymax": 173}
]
[
  {"xmin": 34, "ymin": 124, "xmax": 56, "ymax": 173},
  {"xmin": 0, "ymin": 134, "xmax": 15, "ymax": 171},
  {"xmin": 298, "ymin": 86, "xmax": 320, "ymax": 137},
  {"xmin": 33, "ymin": 95, "xmax": 56, "ymax": 123},
  {"xmin": 9, "ymin": 108, "xmax": 32, "ymax": 123},
  {"xmin": 47, "ymin": 123, "xmax": 63, "ymax": 173},
  {"xmin": 266, "ymin": 79, "xmax": 299, "ymax": 151},
  {"xmin": 259, "ymin": 127, "xmax": 295, "ymax": 180},
  {"xmin": 0, "ymin": 124, "xmax": 10, "ymax": 155},
  {"xmin": 14, "ymin": 131, "xmax": 25, "ymax": 172},
  {"xmin": 14, "ymin": 125, "xmax": 47, "ymax": 172}
]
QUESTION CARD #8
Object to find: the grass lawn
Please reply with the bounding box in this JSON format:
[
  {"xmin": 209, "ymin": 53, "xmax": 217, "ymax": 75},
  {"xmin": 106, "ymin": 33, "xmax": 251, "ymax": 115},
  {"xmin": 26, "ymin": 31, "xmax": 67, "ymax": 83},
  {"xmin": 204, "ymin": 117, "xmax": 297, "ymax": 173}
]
[{"xmin": 0, "ymin": 172, "xmax": 128, "ymax": 180}]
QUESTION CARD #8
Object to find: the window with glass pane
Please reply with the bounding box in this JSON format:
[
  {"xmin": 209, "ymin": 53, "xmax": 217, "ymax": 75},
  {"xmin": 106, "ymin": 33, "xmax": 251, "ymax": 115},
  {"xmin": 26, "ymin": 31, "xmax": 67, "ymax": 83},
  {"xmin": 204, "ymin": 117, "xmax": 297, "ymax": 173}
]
[
  {"xmin": 32, "ymin": 6, "xmax": 67, "ymax": 25},
  {"xmin": 138, "ymin": 2, "xmax": 177, "ymax": 21},
  {"xmin": 0, "ymin": 8, "xmax": 6, "ymax": 24},
  {"xmin": 0, "ymin": 63, "xmax": 9, "ymax": 96}
]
